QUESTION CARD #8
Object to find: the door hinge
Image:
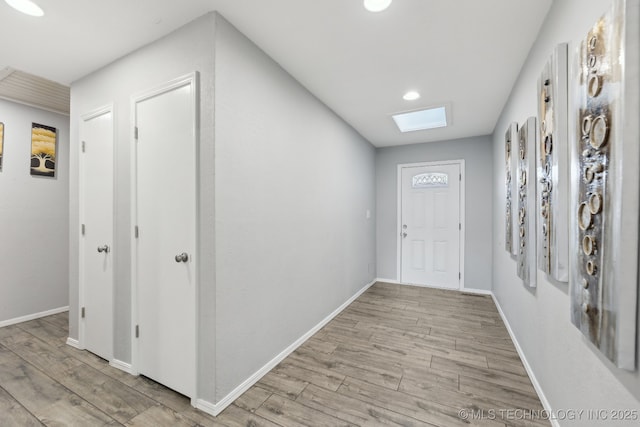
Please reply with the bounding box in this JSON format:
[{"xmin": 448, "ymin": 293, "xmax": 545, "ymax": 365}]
[
  {"xmin": 459, "ymin": 223, "xmax": 461, "ymax": 231},
  {"xmin": 134, "ymin": 226, "xmax": 139, "ymax": 238},
  {"xmin": 81, "ymin": 224, "xmax": 85, "ymax": 235},
  {"xmin": 135, "ymin": 325, "xmax": 139, "ymax": 338},
  {"xmin": 459, "ymin": 272, "xmax": 461, "ymax": 280},
  {"xmin": 459, "ymin": 173, "xmax": 462, "ymax": 181},
  {"xmin": 134, "ymin": 127, "xmax": 139, "ymax": 140},
  {"xmin": 81, "ymin": 307, "xmax": 86, "ymax": 318},
  {"xmin": 81, "ymin": 141, "xmax": 86, "ymax": 152}
]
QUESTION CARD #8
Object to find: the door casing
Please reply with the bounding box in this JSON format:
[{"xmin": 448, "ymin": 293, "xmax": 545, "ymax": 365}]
[
  {"xmin": 130, "ymin": 72, "xmax": 199, "ymax": 402},
  {"xmin": 78, "ymin": 104, "xmax": 116, "ymax": 360},
  {"xmin": 396, "ymin": 160, "xmax": 465, "ymax": 290}
]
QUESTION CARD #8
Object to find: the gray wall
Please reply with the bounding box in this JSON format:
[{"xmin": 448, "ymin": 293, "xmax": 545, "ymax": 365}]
[
  {"xmin": 492, "ymin": 0, "xmax": 640, "ymax": 422},
  {"xmin": 69, "ymin": 14, "xmax": 217, "ymax": 401},
  {"xmin": 376, "ymin": 136, "xmax": 493, "ymax": 291},
  {"xmin": 0, "ymin": 99, "xmax": 69, "ymax": 324},
  {"xmin": 213, "ymin": 15, "xmax": 376, "ymax": 401},
  {"xmin": 69, "ymin": 11, "xmax": 376, "ymax": 405}
]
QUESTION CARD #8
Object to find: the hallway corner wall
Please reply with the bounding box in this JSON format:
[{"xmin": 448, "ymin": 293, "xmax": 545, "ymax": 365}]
[{"xmin": 69, "ymin": 13, "xmax": 217, "ymax": 401}]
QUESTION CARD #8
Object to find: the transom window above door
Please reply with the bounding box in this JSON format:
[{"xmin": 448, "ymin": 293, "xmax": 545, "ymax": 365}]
[{"xmin": 412, "ymin": 173, "xmax": 449, "ymax": 188}]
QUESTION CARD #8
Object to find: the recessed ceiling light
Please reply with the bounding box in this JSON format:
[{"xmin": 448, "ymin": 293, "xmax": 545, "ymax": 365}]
[
  {"xmin": 364, "ymin": 0, "xmax": 392, "ymax": 13},
  {"xmin": 392, "ymin": 106, "xmax": 448, "ymax": 133},
  {"xmin": 403, "ymin": 91, "xmax": 421, "ymax": 101},
  {"xmin": 5, "ymin": 0, "xmax": 44, "ymax": 16}
]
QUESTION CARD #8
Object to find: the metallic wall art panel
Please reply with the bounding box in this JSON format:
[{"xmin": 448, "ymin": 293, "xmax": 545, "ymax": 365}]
[
  {"xmin": 517, "ymin": 117, "xmax": 537, "ymax": 288},
  {"xmin": 537, "ymin": 43, "xmax": 569, "ymax": 282},
  {"xmin": 0, "ymin": 122, "xmax": 3, "ymax": 171},
  {"xmin": 570, "ymin": 0, "xmax": 639, "ymax": 370},
  {"xmin": 504, "ymin": 122, "xmax": 518, "ymax": 257}
]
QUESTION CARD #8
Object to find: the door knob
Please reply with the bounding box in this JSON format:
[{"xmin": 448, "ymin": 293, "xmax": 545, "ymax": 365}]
[
  {"xmin": 175, "ymin": 252, "xmax": 189, "ymax": 263},
  {"xmin": 402, "ymin": 232, "xmax": 407, "ymax": 238},
  {"xmin": 97, "ymin": 245, "xmax": 110, "ymax": 253}
]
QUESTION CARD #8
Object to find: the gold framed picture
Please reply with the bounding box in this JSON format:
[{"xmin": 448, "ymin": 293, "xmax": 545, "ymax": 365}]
[{"xmin": 30, "ymin": 122, "xmax": 57, "ymax": 177}]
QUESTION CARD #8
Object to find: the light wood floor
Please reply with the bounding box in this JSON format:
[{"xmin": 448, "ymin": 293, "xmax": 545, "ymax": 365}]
[{"xmin": 0, "ymin": 282, "xmax": 549, "ymax": 426}]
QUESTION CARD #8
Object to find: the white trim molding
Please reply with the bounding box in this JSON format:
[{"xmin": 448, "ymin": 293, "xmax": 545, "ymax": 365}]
[
  {"xmin": 66, "ymin": 337, "xmax": 80, "ymax": 349},
  {"xmin": 491, "ymin": 294, "xmax": 558, "ymax": 427},
  {"xmin": 78, "ymin": 103, "xmax": 116, "ymax": 359},
  {"xmin": 109, "ymin": 359, "xmax": 135, "ymax": 375},
  {"xmin": 375, "ymin": 278, "xmax": 491, "ymax": 296},
  {"xmin": 129, "ymin": 72, "xmax": 200, "ymax": 398},
  {"xmin": 0, "ymin": 306, "xmax": 69, "ymax": 328},
  {"xmin": 396, "ymin": 159, "xmax": 466, "ymax": 290},
  {"xmin": 195, "ymin": 278, "xmax": 377, "ymax": 417}
]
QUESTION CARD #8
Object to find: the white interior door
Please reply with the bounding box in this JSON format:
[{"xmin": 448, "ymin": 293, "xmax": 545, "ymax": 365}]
[
  {"xmin": 133, "ymin": 74, "xmax": 197, "ymax": 398},
  {"xmin": 80, "ymin": 107, "xmax": 114, "ymax": 361},
  {"xmin": 400, "ymin": 163, "xmax": 461, "ymax": 289}
]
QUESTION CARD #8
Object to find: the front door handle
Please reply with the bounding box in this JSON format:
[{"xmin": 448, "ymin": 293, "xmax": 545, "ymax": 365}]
[
  {"xmin": 175, "ymin": 252, "xmax": 189, "ymax": 263},
  {"xmin": 97, "ymin": 245, "xmax": 110, "ymax": 253}
]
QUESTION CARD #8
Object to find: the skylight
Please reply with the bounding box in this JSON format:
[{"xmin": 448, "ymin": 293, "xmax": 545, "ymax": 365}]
[{"xmin": 392, "ymin": 106, "xmax": 448, "ymax": 133}]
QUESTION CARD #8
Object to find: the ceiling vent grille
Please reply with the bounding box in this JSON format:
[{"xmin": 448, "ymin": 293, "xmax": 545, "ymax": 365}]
[{"xmin": 0, "ymin": 68, "xmax": 70, "ymax": 116}]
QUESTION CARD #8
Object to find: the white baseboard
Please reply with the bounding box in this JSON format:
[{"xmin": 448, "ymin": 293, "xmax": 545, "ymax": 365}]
[
  {"xmin": 491, "ymin": 294, "xmax": 559, "ymax": 427},
  {"xmin": 194, "ymin": 278, "xmax": 555, "ymax": 424},
  {"xmin": 374, "ymin": 278, "xmax": 402, "ymax": 285},
  {"xmin": 196, "ymin": 278, "xmax": 377, "ymax": 417},
  {"xmin": 110, "ymin": 359, "xmax": 135, "ymax": 375},
  {"xmin": 195, "ymin": 398, "xmax": 218, "ymax": 417},
  {"xmin": 66, "ymin": 337, "xmax": 80, "ymax": 349},
  {"xmin": 0, "ymin": 306, "xmax": 69, "ymax": 328},
  {"xmin": 460, "ymin": 288, "xmax": 493, "ymax": 296},
  {"xmin": 375, "ymin": 278, "xmax": 492, "ymax": 295}
]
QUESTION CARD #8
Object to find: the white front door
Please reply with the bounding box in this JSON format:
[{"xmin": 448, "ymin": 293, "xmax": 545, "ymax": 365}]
[
  {"xmin": 133, "ymin": 74, "xmax": 197, "ymax": 398},
  {"xmin": 80, "ymin": 106, "xmax": 114, "ymax": 361},
  {"xmin": 400, "ymin": 163, "xmax": 461, "ymax": 289}
]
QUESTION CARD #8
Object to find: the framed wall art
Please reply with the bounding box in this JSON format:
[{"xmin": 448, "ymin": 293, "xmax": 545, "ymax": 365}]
[
  {"xmin": 30, "ymin": 122, "xmax": 57, "ymax": 178},
  {"xmin": 0, "ymin": 122, "xmax": 4, "ymax": 171},
  {"xmin": 505, "ymin": 122, "xmax": 518, "ymax": 258},
  {"xmin": 517, "ymin": 117, "xmax": 537, "ymax": 288},
  {"xmin": 569, "ymin": 0, "xmax": 639, "ymax": 370},
  {"xmin": 537, "ymin": 43, "xmax": 569, "ymax": 282}
]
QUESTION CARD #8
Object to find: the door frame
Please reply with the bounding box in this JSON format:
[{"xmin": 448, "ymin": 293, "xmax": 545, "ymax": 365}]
[
  {"xmin": 396, "ymin": 159, "xmax": 466, "ymax": 290},
  {"xmin": 129, "ymin": 72, "xmax": 200, "ymax": 401},
  {"xmin": 78, "ymin": 103, "xmax": 116, "ymax": 357}
]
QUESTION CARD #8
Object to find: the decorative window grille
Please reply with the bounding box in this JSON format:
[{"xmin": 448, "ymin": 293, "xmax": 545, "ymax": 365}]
[{"xmin": 412, "ymin": 173, "xmax": 448, "ymax": 188}]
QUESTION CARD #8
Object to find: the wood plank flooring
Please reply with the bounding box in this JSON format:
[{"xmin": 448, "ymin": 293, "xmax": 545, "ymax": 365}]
[{"xmin": 0, "ymin": 282, "xmax": 549, "ymax": 426}]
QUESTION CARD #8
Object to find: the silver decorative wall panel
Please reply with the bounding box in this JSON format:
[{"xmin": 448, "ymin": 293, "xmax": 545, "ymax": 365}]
[
  {"xmin": 505, "ymin": 122, "xmax": 518, "ymax": 257},
  {"xmin": 537, "ymin": 43, "xmax": 569, "ymax": 282},
  {"xmin": 570, "ymin": 0, "xmax": 639, "ymax": 370},
  {"xmin": 517, "ymin": 117, "xmax": 537, "ymax": 288}
]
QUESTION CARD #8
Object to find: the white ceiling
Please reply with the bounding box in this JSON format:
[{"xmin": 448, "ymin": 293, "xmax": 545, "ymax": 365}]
[{"xmin": 0, "ymin": 0, "xmax": 552, "ymax": 147}]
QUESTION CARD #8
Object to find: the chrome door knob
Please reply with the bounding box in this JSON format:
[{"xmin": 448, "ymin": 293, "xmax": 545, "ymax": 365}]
[
  {"xmin": 97, "ymin": 245, "xmax": 110, "ymax": 253},
  {"xmin": 175, "ymin": 252, "xmax": 189, "ymax": 263}
]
